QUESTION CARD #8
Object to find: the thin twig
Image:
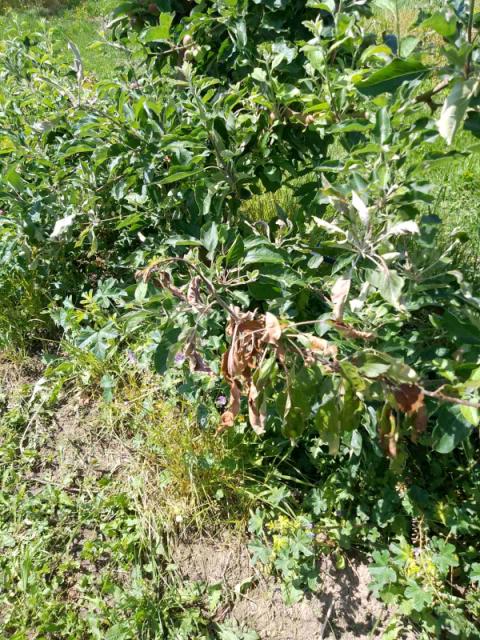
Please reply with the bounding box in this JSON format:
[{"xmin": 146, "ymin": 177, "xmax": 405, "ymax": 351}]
[
  {"xmin": 319, "ymin": 597, "xmax": 335, "ymax": 640},
  {"xmin": 423, "ymin": 388, "xmax": 480, "ymax": 410},
  {"xmin": 140, "ymin": 257, "xmax": 240, "ymax": 321},
  {"xmin": 414, "ymin": 79, "xmax": 449, "ymax": 111}
]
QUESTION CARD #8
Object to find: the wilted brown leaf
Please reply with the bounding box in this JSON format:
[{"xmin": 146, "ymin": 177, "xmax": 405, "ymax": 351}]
[
  {"xmin": 217, "ymin": 381, "xmax": 242, "ymax": 434},
  {"xmin": 309, "ymin": 336, "xmax": 338, "ymax": 358},
  {"xmin": 187, "ymin": 276, "xmax": 202, "ymax": 308},
  {"xmin": 219, "ymin": 310, "xmax": 268, "ymax": 435},
  {"xmin": 183, "ymin": 335, "xmax": 214, "ymax": 376},
  {"xmin": 248, "ymin": 381, "xmax": 266, "ymax": 435},
  {"xmin": 412, "ymin": 405, "xmax": 428, "ymax": 442},
  {"xmin": 394, "ymin": 384, "xmax": 424, "ymax": 415},
  {"xmin": 263, "ymin": 312, "xmax": 282, "ymax": 345}
]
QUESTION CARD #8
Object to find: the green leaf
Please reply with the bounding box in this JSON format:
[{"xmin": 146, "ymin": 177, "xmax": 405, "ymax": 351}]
[
  {"xmin": 356, "ymin": 59, "xmax": 429, "ymax": 96},
  {"xmin": 372, "ymin": 0, "xmax": 396, "ymax": 14},
  {"xmin": 470, "ymin": 563, "xmax": 480, "ymax": 583},
  {"xmin": 375, "ymin": 107, "xmax": 391, "ymax": 145},
  {"xmin": 404, "ymin": 581, "xmax": 433, "ymax": 611},
  {"xmin": 420, "ymin": 11, "xmax": 457, "ymax": 38},
  {"xmin": 4, "ymin": 166, "xmax": 28, "ymax": 192},
  {"xmin": 143, "ymin": 14, "xmax": 174, "ymax": 41},
  {"xmin": 460, "ymin": 404, "xmax": 479, "ymax": 426},
  {"xmin": 201, "ymin": 221, "xmax": 218, "ymax": 257},
  {"xmin": 251, "ymin": 67, "xmax": 267, "ymax": 82},
  {"xmin": 432, "ymin": 405, "xmax": 472, "ymax": 454},
  {"xmin": 244, "ymin": 246, "xmax": 285, "ymax": 265},
  {"xmin": 77, "ymin": 325, "xmax": 118, "ymax": 360},
  {"xmin": 438, "ymin": 79, "xmax": 476, "ymax": 145},
  {"xmin": 154, "ymin": 328, "xmax": 182, "ymax": 374},
  {"xmin": 399, "ymin": 36, "xmax": 419, "ymax": 58},
  {"xmin": 359, "ymin": 360, "xmax": 390, "ymax": 378},
  {"xmin": 306, "ymin": 0, "xmax": 335, "ymax": 11},
  {"xmin": 248, "ymin": 540, "xmax": 271, "ymax": 565},
  {"xmin": 226, "ymin": 235, "xmax": 245, "ymax": 266},
  {"xmin": 0, "ymin": 136, "xmax": 16, "ymax": 155},
  {"xmin": 369, "ymin": 553, "xmax": 397, "ymax": 593},
  {"xmin": 157, "ymin": 168, "xmax": 205, "ymax": 185},
  {"xmin": 367, "ymin": 269, "xmax": 404, "ymax": 308},
  {"xmin": 432, "ymin": 539, "xmax": 459, "ymax": 574},
  {"xmin": 100, "ymin": 374, "xmax": 115, "ymax": 402}
]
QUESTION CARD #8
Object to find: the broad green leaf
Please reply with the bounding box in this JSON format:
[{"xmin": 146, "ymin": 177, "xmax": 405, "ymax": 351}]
[
  {"xmin": 420, "ymin": 11, "xmax": 457, "ymax": 38},
  {"xmin": 157, "ymin": 168, "xmax": 205, "ymax": 185},
  {"xmin": 77, "ymin": 325, "xmax": 118, "ymax": 360},
  {"xmin": 432, "ymin": 539, "xmax": 459, "ymax": 574},
  {"xmin": 244, "ymin": 246, "xmax": 285, "ymax": 265},
  {"xmin": 399, "ymin": 36, "xmax": 419, "ymax": 58},
  {"xmin": 359, "ymin": 360, "xmax": 390, "ymax": 378},
  {"xmin": 369, "ymin": 552, "xmax": 397, "ymax": 593},
  {"xmin": 134, "ymin": 282, "xmax": 148, "ymax": 303},
  {"xmin": 460, "ymin": 405, "xmax": 479, "ymax": 426},
  {"xmin": 0, "ymin": 136, "xmax": 16, "ymax": 155},
  {"xmin": 356, "ymin": 59, "xmax": 429, "ymax": 96},
  {"xmin": 226, "ymin": 235, "xmax": 245, "ymax": 266},
  {"xmin": 372, "ymin": 0, "xmax": 396, "ymax": 14},
  {"xmin": 432, "ymin": 405, "xmax": 472, "ymax": 454},
  {"xmin": 367, "ymin": 269, "xmax": 404, "ymax": 308},
  {"xmin": 100, "ymin": 374, "xmax": 115, "ymax": 403},
  {"xmin": 374, "ymin": 107, "xmax": 391, "ymax": 145},
  {"xmin": 437, "ymin": 79, "xmax": 477, "ymax": 145},
  {"xmin": 404, "ymin": 581, "xmax": 433, "ymax": 611},
  {"xmin": 306, "ymin": 0, "xmax": 335, "ymax": 11},
  {"xmin": 251, "ymin": 67, "xmax": 267, "ymax": 82},
  {"xmin": 143, "ymin": 14, "xmax": 174, "ymax": 42},
  {"xmin": 60, "ymin": 144, "xmax": 95, "ymax": 158},
  {"xmin": 470, "ymin": 563, "xmax": 480, "ymax": 583},
  {"xmin": 4, "ymin": 166, "xmax": 28, "ymax": 192},
  {"xmin": 154, "ymin": 328, "xmax": 182, "ymax": 375},
  {"xmin": 383, "ymin": 220, "xmax": 420, "ymax": 239},
  {"xmin": 201, "ymin": 221, "xmax": 218, "ymax": 256}
]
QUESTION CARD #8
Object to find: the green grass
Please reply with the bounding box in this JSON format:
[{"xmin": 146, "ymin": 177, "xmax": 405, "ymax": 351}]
[{"xmin": 0, "ymin": 0, "xmax": 120, "ymax": 78}]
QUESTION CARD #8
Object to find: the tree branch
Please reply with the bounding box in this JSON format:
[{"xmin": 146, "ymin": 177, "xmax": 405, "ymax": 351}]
[{"xmin": 414, "ymin": 79, "xmax": 450, "ymax": 111}]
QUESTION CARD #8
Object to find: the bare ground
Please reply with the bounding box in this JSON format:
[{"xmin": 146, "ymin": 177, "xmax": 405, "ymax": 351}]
[{"xmin": 173, "ymin": 537, "xmax": 399, "ymax": 640}]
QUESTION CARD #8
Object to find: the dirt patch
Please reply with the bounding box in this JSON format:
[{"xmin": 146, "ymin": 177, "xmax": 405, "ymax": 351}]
[
  {"xmin": 174, "ymin": 536, "xmax": 402, "ymax": 640},
  {"xmin": 45, "ymin": 399, "xmax": 131, "ymax": 483},
  {"xmin": 0, "ymin": 357, "xmax": 131, "ymax": 490},
  {"xmin": 0, "ymin": 356, "xmax": 42, "ymax": 397}
]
